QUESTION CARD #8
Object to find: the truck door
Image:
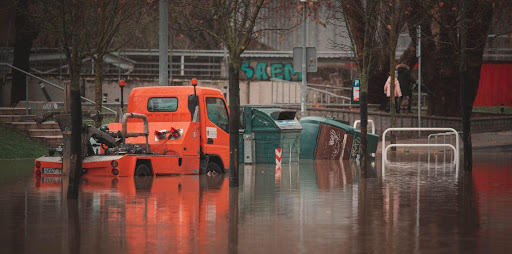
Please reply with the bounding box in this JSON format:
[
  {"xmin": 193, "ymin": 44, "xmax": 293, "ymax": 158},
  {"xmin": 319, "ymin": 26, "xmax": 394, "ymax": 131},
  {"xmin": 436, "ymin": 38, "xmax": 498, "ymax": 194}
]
[{"xmin": 202, "ymin": 95, "xmax": 230, "ymax": 169}]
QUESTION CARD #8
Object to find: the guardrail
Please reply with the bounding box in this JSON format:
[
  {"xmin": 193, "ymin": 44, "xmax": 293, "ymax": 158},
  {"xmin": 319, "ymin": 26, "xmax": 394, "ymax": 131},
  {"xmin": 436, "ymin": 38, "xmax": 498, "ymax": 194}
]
[
  {"xmin": 0, "ymin": 63, "xmax": 117, "ymax": 116},
  {"xmin": 381, "ymin": 127, "xmax": 460, "ymax": 173}
]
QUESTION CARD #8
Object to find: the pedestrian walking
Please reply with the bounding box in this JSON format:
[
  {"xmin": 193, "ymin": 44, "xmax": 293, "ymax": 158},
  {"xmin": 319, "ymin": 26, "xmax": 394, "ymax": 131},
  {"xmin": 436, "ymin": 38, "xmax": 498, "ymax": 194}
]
[
  {"xmin": 396, "ymin": 64, "xmax": 415, "ymax": 113},
  {"xmin": 384, "ymin": 72, "xmax": 402, "ymax": 114}
]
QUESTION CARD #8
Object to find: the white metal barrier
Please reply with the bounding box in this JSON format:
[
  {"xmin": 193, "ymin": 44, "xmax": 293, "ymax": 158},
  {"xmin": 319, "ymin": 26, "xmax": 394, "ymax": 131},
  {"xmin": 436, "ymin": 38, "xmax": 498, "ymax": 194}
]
[
  {"xmin": 381, "ymin": 128, "xmax": 460, "ymax": 172},
  {"xmin": 353, "ymin": 120, "xmax": 375, "ymax": 134},
  {"xmin": 427, "ymin": 132, "xmax": 460, "ymax": 164}
]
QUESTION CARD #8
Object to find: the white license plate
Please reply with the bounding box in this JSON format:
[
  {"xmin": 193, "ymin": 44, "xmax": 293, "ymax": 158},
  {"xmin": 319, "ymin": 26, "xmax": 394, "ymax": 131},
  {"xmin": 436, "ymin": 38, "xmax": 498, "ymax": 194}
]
[
  {"xmin": 42, "ymin": 168, "xmax": 62, "ymax": 175},
  {"xmin": 42, "ymin": 177, "xmax": 62, "ymax": 184}
]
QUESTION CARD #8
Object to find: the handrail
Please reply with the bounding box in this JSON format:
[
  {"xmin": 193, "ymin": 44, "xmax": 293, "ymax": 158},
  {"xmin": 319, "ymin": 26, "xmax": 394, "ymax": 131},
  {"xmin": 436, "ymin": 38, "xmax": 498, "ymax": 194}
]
[
  {"xmin": 307, "ymin": 86, "xmax": 351, "ymax": 100},
  {"xmin": 308, "ymin": 83, "xmax": 352, "ymax": 91},
  {"xmin": 0, "ymin": 62, "xmax": 117, "ymax": 115},
  {"xmin": 270, "ymin": 78, "xmax": 351, "ymax": 106}
]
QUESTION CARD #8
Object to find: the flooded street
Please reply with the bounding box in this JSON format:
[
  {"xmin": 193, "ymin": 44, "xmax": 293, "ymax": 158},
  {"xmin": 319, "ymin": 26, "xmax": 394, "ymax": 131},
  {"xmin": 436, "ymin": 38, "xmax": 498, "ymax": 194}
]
[{"xmin": 1, "ymin": 150, "xmax": 511, "ymax": 254}]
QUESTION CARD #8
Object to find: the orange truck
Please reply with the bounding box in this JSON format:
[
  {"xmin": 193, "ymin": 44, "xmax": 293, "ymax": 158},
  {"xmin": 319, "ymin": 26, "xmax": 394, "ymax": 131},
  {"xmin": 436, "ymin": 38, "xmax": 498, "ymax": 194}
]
[{"xmin": 34, "ymin": 80, "xmax": 230, "ymax": 177}]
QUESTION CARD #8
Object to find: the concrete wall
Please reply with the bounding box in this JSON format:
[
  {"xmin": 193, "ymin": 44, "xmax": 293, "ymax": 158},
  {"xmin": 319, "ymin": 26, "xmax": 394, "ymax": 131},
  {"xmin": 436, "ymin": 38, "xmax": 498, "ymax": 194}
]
[{"xmin": 283, "ymin": 106, "xmax": 512, "ymax": 137}]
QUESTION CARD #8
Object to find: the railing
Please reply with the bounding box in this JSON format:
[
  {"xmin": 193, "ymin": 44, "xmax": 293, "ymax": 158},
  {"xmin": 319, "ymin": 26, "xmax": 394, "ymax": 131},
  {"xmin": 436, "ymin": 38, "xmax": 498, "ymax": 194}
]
[
  {"xmin": 353, "ymin": 120, "xmax": 375, "ymax": 134},
  {"xmin": 0, "ymin": 63, "xmax": 117, "ymax": 115},
  {"xmin": 427, "ymin": 132, "xmax": 460, "ymax": 165},
  {"xmin": 381, "ymin": 127, "xmax": 460, "ymax": 174},
  {"xmin": 270, "ymin": 78, "xmax": 351, "ymax": 106}
]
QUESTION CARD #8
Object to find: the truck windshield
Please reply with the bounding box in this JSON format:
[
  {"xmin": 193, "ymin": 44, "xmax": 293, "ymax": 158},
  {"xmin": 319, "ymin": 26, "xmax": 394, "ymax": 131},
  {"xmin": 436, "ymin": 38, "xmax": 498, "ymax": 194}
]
[{"xmin": 147, "ymin": 97, "xmax": 178, "ymax": 112}]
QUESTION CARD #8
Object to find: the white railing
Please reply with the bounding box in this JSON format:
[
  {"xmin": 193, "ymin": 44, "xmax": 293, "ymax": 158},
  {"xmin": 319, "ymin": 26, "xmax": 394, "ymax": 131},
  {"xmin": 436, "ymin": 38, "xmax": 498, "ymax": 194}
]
[
  {"xmin": 381, "ymin": 127, "xmax": 460, "ymax": 173},
  {"xmin": 427, "ymin": 132, "xmax": 460, "ymax": 165},
  {"xmin": 353, "ymin": 120, "xmax": 375, "ymax": 134}
]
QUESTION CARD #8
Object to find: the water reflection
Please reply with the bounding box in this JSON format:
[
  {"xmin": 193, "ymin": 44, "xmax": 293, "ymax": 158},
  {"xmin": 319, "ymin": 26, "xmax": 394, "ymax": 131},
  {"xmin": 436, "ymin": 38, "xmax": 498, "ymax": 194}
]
[{"xmin": 0, "ymin": 152, "xmax": 511, "ymax": 253}]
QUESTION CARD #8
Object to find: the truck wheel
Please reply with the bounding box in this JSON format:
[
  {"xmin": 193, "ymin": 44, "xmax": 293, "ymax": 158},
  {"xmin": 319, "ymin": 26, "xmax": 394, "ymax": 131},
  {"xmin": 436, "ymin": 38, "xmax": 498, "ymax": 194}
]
[
  {"xmin": 135, "ymin": 164, "xmax": 152, "ymax": 177},
  {"xmin": 207, "ymin": 162, "xmax": 222, "ymax": 174}
]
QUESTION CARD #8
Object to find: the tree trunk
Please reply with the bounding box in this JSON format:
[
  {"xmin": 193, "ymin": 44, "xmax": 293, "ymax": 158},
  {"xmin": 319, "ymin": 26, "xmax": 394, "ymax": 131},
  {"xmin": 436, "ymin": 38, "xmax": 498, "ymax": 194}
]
[
  {"xmin": 460, "ymin": 0, "xmax": 494, "ymax": 172},
  {"xmin": 67, "ymin": 0, "xmax": 83, "ymax": 199},
  {"xmin": 94, "ymin": 56, "xmax": 104, "ymax": 127},
  {"xmin": 368, "ymin": 57, "xmax": 389, "ymax": 108},
  {"xmin": 67, "ymin": 57, "xmax": 83, "ymax": 199},
  {"xmin": 11, "ymin": 0, "xmax": 38, "ymax": 106},
  {"xmin": 228, "ymin": 57, "xmax": 241, "ymax": 187},
  {"xmin": 389, "ymin": 1, "xmax": 398, "ymax": 151},
  {"xmin": 429, "ymin": 1, "xmax": 460, "ymax": 117},
  {"xmin": 360, "ymin": 87, "xmax": 368, "ymax": 177}
]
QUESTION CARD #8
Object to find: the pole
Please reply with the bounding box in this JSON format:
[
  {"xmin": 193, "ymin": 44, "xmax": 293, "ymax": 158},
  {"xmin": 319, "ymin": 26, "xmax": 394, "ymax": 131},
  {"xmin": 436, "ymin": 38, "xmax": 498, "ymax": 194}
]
[
  {"xmin": 25, "ymin": 77, "xmax": 29, "ymax": 115},
  {"xmin": 120, "ymin": 86, "xmax": 124, "ymax": 112},
  {"xmin": 301, "ymin": 1, "xmax": 308, "ymax": 117},
  {"xmin": 159, "ymin": 0, "xmax": 169, "ymax": 86},
  {"xmin": 416, "ymin": 25, "xmax": 422, "ymax": 137}
]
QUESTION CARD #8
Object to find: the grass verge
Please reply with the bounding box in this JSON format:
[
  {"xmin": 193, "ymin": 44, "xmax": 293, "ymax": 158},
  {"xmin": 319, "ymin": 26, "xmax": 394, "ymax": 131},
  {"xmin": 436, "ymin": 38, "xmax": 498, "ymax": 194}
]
[
  {"xmin": 474, "ymin": 106, "xmax": 512, "ymax": 114},
  {"xmin": 0, "ymin": 125, "xmax": 49, "ymax": 159}
]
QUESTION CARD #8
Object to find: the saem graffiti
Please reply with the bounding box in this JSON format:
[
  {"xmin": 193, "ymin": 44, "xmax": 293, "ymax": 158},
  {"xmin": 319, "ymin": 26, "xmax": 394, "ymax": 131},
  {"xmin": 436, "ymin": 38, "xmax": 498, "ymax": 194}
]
[{"xmin": 241, "ymin": 62, "xmax": 302, "ymax": 81}]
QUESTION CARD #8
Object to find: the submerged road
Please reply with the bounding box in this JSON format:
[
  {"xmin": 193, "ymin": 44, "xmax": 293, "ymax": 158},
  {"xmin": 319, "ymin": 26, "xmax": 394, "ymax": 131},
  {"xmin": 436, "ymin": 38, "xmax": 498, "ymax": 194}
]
[{"xmin": 0, "ymin": 132, "xmax": 511, "ymax": 253}]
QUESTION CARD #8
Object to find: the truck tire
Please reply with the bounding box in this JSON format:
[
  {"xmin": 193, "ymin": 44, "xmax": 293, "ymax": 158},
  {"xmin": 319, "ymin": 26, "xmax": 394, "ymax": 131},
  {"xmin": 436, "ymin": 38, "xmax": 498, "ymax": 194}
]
[
  {"xmin": 207, "ymin": 162, "xmax": 222, "ymax": 174},
  {"xmin": 134, "ymin": 164, "xmax": 152, "ymax": 177}
]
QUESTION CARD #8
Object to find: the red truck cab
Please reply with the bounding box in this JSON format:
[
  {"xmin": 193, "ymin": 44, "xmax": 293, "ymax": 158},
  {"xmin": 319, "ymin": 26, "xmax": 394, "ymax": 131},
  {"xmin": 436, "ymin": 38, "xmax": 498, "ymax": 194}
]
[{"xmin": 35, "ymin": 83, "xmax": 230, "ymax": 177}]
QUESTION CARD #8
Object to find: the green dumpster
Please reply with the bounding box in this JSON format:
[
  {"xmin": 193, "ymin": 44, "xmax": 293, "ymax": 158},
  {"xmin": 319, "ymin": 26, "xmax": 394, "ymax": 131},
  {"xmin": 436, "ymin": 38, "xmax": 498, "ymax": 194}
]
[
  {"xmin": 299, "ymin": 116, "xmax": 378, "ymax": 160},
  {"xmin": 239, "ymin": 106, "xmax": 302, "ymax": 164}
]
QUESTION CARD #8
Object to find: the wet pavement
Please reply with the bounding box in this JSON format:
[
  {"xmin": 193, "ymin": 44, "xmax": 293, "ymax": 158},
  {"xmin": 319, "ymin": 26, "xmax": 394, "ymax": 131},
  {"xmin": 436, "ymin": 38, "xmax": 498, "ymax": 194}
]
[{"xmin": 1, "ymin": 148, "xmax": 511, "ymax": 253}]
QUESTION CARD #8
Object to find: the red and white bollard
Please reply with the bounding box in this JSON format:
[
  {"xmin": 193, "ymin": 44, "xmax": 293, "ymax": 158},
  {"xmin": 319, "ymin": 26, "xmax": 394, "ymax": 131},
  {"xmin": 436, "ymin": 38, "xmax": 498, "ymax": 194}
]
[{"xmin": 275, "ymin": 148, "xmax": 282, "ymax": 183}]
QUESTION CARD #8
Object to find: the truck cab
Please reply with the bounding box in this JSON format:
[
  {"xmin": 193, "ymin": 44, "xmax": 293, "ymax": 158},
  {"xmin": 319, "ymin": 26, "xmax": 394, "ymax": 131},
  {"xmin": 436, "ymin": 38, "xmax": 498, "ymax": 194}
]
[{"xmin": 34, "ymin": 82, "xmax": 230, "ymax": 177}]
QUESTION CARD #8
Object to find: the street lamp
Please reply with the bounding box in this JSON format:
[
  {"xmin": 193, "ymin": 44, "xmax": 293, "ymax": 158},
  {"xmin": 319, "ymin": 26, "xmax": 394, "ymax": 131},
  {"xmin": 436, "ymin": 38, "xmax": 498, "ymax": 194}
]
[{"xmin": 299, "ymin": 0, "xmax": 316, "ymax": 117}]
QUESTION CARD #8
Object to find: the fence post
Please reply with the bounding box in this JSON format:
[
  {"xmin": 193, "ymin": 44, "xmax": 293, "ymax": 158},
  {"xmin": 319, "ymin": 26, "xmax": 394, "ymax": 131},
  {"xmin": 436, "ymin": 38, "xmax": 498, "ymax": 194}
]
[
  {"xmin": 288, "ymin": 82, "xmax": 291, "ymax": 104},
  {"xmin": 271, "ymin": 79, "xmax": 273, "ymax": 104},
  {"xmin": 281, "ymin": 80, "xmax": 284, "ymax": 104}
]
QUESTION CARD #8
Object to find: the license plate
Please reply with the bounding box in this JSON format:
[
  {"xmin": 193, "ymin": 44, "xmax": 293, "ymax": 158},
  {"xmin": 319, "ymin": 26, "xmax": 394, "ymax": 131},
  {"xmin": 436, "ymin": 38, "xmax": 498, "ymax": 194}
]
[
  {"xmin": 42, "ymin": 177, "xmax": 62, "ymax": 184},
  {"xmin": 42, "ymin": 168, "xmax": 62, "ymax": 175}
]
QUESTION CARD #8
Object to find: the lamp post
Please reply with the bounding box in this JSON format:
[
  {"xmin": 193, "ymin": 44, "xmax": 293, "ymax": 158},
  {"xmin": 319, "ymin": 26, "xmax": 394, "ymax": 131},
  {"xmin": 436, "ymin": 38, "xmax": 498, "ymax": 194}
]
[
  {"xmin": 119, "ymin": 80, "xmax": 125, "ymax": 113},
  {"xmin": 299, "ymin": 0, "xmax": 316, "ymax": 117}
]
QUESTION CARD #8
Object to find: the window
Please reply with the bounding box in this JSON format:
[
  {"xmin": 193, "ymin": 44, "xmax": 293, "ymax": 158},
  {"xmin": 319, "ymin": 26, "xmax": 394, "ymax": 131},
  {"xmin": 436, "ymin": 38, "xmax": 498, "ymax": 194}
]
[
  {"xmin": 147, "ymin": 97, "xmax": 178, "ymax": 112},
  {"xmin": 206, "ymin": 97, "xmax": 229, "ymax": 133}
]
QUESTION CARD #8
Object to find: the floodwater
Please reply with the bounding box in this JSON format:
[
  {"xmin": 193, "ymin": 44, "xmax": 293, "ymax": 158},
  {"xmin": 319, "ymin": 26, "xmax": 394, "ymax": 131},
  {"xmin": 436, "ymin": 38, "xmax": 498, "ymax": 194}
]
[{"xmin": 1, "ymin": 150, "xmax": 511, "ymax": 254}]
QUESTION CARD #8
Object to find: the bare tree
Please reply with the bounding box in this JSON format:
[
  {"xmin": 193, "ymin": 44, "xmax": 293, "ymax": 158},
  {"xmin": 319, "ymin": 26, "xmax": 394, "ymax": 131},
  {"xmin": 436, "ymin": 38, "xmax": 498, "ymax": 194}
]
[
  {"xmin": 382, "ymin": 0, "xmax": 409, "ymax": 150},
  {"xmin": 340, "ymin": 0, "xmax": 382, "ymax": 175},
  {"xmin": 172, "ymin": 0, "xmax": 299, "ymax": 186},
  {"xmin": 31, "ymin": 0, "xmax": 91, "ymax": 198},
  {"xmin": 82, "ymin": 0, "xmax": 152, "ymax": 127}
]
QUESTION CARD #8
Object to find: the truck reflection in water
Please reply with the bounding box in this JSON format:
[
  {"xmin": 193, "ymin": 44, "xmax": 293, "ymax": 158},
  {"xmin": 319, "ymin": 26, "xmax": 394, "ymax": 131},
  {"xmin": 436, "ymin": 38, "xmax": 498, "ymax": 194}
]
[{"xmin": 35, "ymin": 175, "xmax": 230, "ymax": 254}]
